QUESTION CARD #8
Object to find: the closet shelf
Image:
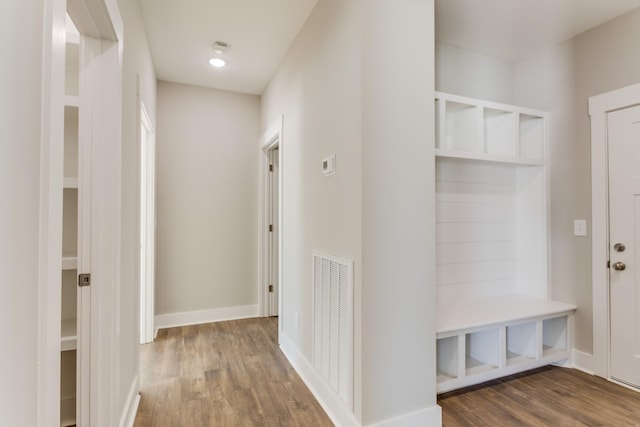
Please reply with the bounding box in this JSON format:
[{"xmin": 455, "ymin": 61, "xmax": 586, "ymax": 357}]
[
  {"xmin": 64, "ymin": 95, "xmax": 79, "ymax": 108},
  {"xmin": 61, "ymin": 318, "xmax": 77, "ymax": 352},
  {"xmin": 63, "ymin": 177, "xmax": 78, "ymax": 189},
  {"xmin": 61, "ymin": 253, "xmax": 77, "ymax": 270},
  {"xmin": 60, "ymin": 396, "xmax": 76, "ymax": 426}
]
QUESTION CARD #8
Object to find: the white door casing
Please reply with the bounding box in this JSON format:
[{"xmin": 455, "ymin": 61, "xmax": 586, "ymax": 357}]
[
  {"xmin": 269, "ymin": 148, "xmax": 280, "ymax": 316},
  {"xmin": 590, "ymin": 82, "xmax": 640, "ymax": 382},
  {"xmin": 258, "ymin": 116, "xmax": 283, "ymax": 324},
  {"xmin": 139, "ymin": 100, "xmax": 156, "ymax": 344},
  {"xmin": 607, "ymin": 104, "xmax": 640, "ymax": 389}
]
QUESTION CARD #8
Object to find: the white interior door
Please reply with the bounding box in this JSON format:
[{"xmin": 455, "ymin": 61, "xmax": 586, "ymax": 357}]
[{"xmin": 608, "ymin": 103, "xmax": 640, "ymax": 389}]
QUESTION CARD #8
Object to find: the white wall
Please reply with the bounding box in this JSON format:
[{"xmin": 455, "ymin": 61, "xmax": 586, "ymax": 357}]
[
  {"xmin": 262, "ymin": 0, "xmax": 438, "ymax": 425},
  {"xmin": 361, "ymin": 1, "xmax": 436, "ymax": 424},
  {"xmin": 156, "ymin": 81, "xmax": 260, "ymax": 316},
  {"xmin": 0, "ymin": 1, "xmax": 44, "ymax": 424},
  {"xmin": 514, "ymin": 6, "xmax": 640, "ymax": 354},
  {"xmin": 436, "ymin": 43, "xmax": 514, "ymax": 104},
  {"xmin": 261, "ymin": 0, "xmax": 363, "ymax": 369},
  {"xmin": 116, "ymin": 0, "xmax": 157, "ymax": 417}
]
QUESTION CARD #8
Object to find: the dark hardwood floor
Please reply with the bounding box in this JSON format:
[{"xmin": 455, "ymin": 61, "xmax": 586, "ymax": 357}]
[
  {"xmin": 134, "ymin": 317, "xmax": 333, "ymax": 427},
  {"xmin": 439, "ymin": 365, "xmax": 640, "ymax": 426}
]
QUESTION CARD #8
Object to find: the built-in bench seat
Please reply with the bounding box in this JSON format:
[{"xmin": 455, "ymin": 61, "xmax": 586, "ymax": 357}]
[{"xmin": 436, "ymin": 295, "xmax": 577, "ymax": 393}]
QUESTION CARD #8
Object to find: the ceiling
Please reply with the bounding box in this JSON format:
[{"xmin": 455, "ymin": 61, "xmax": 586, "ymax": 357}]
[
  {"xmin": 436, "ymin": 0, "xmax": 640, "ymax": 61},
  {"xmin": 139, "ymin": 0, "xmax": 640, "ymax": 95},
  {"xmin": 139, "ymin": 0, "xmax": 318, "ymax": 95}
]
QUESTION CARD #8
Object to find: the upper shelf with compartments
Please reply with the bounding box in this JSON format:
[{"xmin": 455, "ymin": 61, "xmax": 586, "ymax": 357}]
[{"xmin": 435, "ymin": 92, "xmax": 547, "ymax": 166}]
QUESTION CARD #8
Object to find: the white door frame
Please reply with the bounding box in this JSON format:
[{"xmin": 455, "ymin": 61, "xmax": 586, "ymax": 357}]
[
  {"xmin": 589, "ymin": 82, "xmax": 640, "ymax": 380},
  {"xmin": 39, "ymin": 0, "xmax": 123, "ymax": 425},
  {"xmin": 258, "ymin": 116, "xmax": 283, "ymax": 325},
  {"xmin": 139, "ymin": 99, "xmax": 156, "ymax": 344}
]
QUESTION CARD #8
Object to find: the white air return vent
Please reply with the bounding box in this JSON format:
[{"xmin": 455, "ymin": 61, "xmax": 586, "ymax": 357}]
[{"xmin": 312, "ymin": 252, "xmax": 353, "ymax": 408}]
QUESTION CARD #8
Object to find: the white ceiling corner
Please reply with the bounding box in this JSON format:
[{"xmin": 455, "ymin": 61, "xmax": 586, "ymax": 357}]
[{"xmin": 436, "ymin": 0, "xmax": 640, "ymax": 61}]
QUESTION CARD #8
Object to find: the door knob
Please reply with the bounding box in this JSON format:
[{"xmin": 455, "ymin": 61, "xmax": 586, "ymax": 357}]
[{"xmin": 613, "ymin": 261, "xmax": 626, "ymax": 271}]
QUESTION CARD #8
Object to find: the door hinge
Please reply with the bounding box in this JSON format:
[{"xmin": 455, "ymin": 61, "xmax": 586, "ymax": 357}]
[
  {"xmin": 269, "ymin": 224, "xmax": 273, "ymax": 232},
  {"xmin": 268, "ymin": 284, "xmax": 274, "ymax": 293},
  {"xmin": 269, "ymin": 164, "xmax": 274, "ymax": 172},
  {"xmin": 78, "ymin": 273, "xmax": 91, "ymax": 287}
]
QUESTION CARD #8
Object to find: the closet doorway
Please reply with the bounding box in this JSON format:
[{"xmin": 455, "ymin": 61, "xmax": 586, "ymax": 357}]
[{"xmin": 259, "ymin": 116, "xmax": 283, "ymax": 320}]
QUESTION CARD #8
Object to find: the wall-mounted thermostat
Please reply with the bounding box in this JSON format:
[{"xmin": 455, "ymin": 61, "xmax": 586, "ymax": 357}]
[{"xmin": 322, "ymin": 154, "xmax": 336, "ymax": 176}]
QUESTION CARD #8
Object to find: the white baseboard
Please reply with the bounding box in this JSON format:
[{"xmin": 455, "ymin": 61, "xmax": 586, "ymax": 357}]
[
  {"xmin": 279, "ymin": 332, "xmax": 360, "ymax": 427},
  {"xmin": 154, "ymin": 304, "xmax": 259, "ymax": 331},
  {"xmin": 119, "ymin": 376, "xmax": 140, "ymax": 427},
  {"xmin": 366, "ymin": 405, "xmax": 442, "ymax": 427},
  {"xmin": 279, "ymin": 333, "xmax": 442, "ymax": 427},
  {"xmin": 572, "ymin": 349, "xmax": 595, "ymax": 375}
]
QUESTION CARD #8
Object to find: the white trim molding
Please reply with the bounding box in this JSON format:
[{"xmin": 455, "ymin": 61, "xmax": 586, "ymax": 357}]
[
  {"xmin": 258, "ymin": 115, "xmax": 284, "ymax": 324},
  {"xmin": 118, "ymin": 376, "xmax": 140, "ymax": 427},
  {"xmin": 279, "ymin": 332, "xmax": 360, "ymax": 427},
  {"xmin": 279, "ymin": 332, "xmax": 442, "ymax": 427},
  {"xmin": 572, "ymin": 349, "xmax": 595, "ymax": 375},
  {"xmin": 589, "ymin": 82, "xmax": 640, "ymax": 379},
  {"xmin": 366, "ymin": 406, "xmax": 442, "ymax": 427},
  {"xmin": 154, "ymin": 304, "xmax": 259, "ymax": 331}
]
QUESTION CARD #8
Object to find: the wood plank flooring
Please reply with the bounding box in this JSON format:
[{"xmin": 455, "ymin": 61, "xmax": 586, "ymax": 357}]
[
  {"xmin": 439, "ymin": 365, "xmax": 640, "ymax": 426},
  {"xmin": 134, "ymin": 317, "xmax": 333, "ymax": 427}
]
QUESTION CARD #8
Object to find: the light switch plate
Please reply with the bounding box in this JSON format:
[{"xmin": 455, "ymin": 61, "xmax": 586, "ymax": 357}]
[{"xmin": 574, "ymin": 219, "xmax": 587, "ymax": 236}]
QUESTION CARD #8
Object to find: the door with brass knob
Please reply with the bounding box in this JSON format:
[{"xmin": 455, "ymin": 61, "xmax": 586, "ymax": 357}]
[
  {"xmin": 607, "ymin": 104, "xmax": 640, "ymax": 389},
  {"xmin": 612, "ymin": 261, "xmax": 626, "ymax": 271}
]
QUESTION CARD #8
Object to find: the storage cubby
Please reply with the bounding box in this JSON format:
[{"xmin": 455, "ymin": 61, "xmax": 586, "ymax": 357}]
[
  {"xmin": 435, "ymin": 92, "xmax": 546, "ymax": 166},
  {"xmin": 506, "ymin": 321, "xmax": 537, "ymax": 366},
  {"xmin": 466, "ymin": 329, "xmax": 500, "ymax": 375},
  {"xmin": 484, "ymin": 108, "xmax": 515, "ymax": 157},
  {"xmin": 543, "ymin": 316, "xmax": 568, "ymax": 357},
  {"xmin": 436, "ymin": 336, "xmax": 459, "ymax": 382},
  {"xmin": 519, "ymin": 113, "xmax": 545, "ymax": 161},
  {"xmin": 445, "ymin": 100, "xmax": 480, "ymax": 153}
]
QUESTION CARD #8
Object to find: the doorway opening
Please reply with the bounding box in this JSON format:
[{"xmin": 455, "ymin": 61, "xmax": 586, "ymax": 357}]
[
  {"xmin": 259, "ymin": 116, "xmax": 283, "ymax": 322},
  {"xmin": 139, "ymin": 100, "xmax": 156, "ymax": 344}
]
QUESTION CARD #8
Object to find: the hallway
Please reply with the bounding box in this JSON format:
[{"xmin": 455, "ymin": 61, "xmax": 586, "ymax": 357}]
[{"xmin": 134, "ymin": 317, "xmax": 333, "ymax": 426}]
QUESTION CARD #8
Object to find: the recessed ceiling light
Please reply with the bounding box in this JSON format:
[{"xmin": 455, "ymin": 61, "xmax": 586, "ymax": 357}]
[
  {"xmin": 213, "ymin": 41, "xmax": 230, "ymax": 54},
  {"xmin": 209, "ymin": 58, "xmax": 226, "ymax": 68}
]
